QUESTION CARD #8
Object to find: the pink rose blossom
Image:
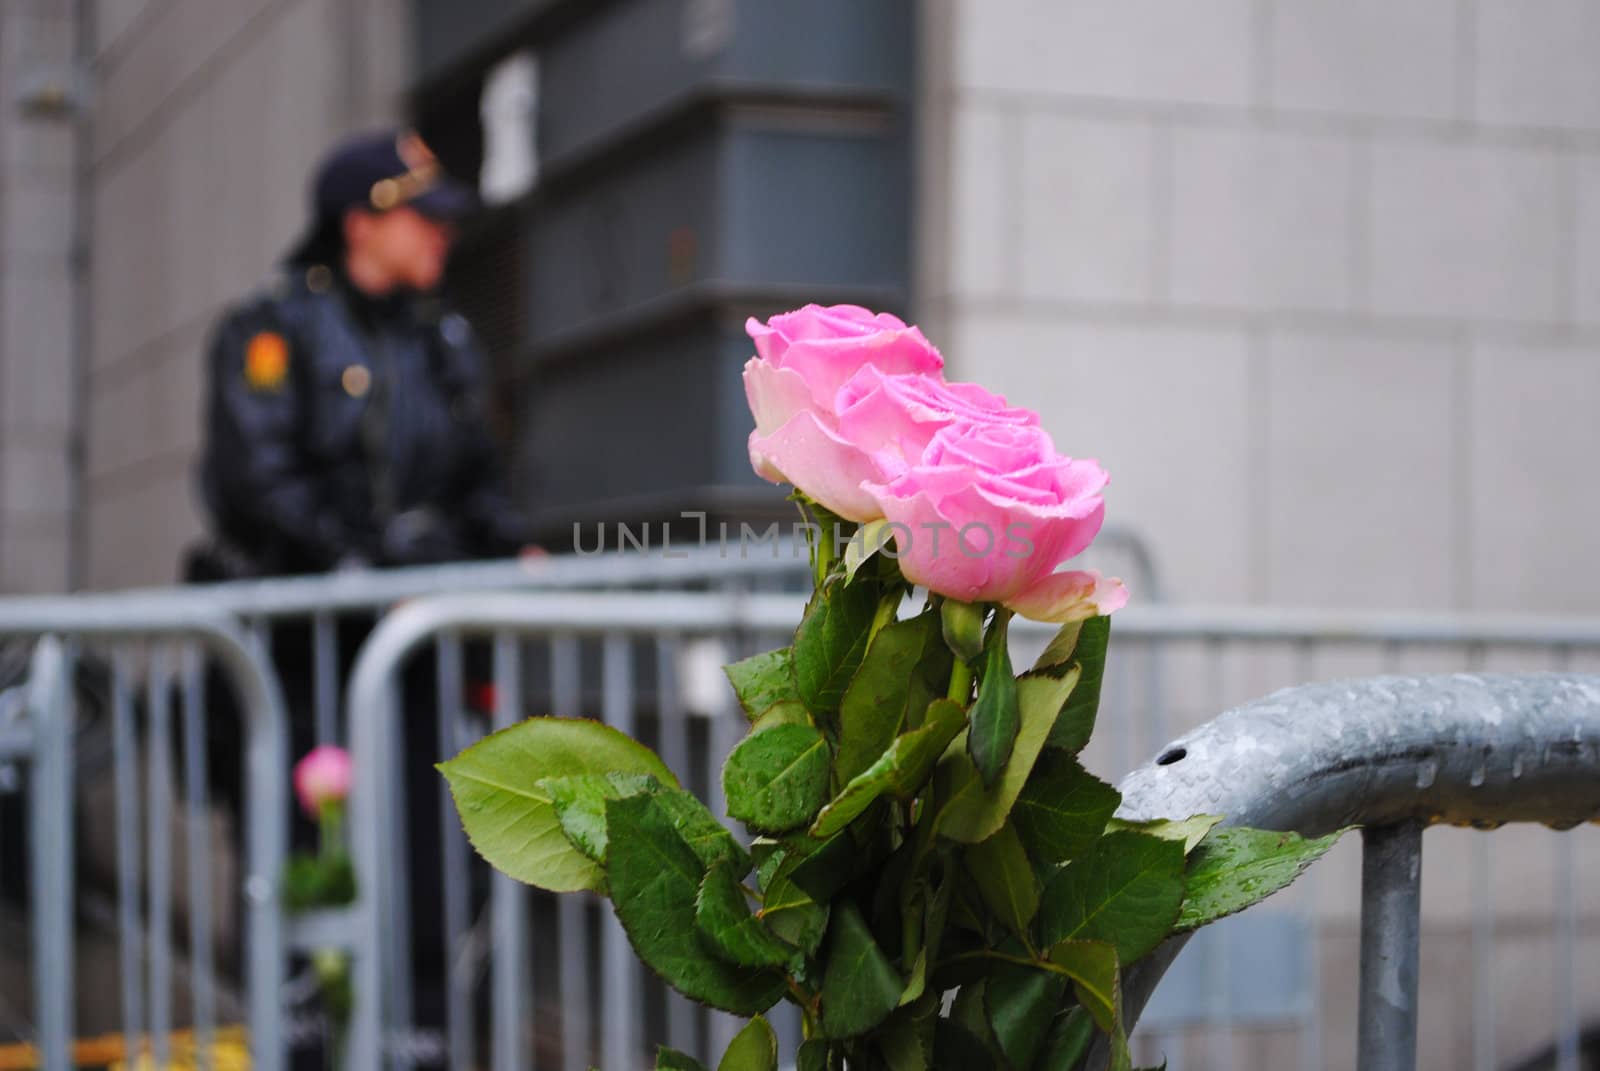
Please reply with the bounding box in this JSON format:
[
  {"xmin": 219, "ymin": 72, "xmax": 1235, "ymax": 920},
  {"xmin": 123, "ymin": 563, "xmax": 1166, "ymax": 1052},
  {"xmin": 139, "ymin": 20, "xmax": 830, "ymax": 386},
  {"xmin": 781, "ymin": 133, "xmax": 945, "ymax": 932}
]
[
  {"xmin": 835, "ymin": 367, "xmax": 1040, "ymax": 480},
  {"xmin": 744, "ymin": 305, "xmax": 944, "ymax": 520},
  {"xmin": 863, "ymin": 422, "xmax": 1128, "ymax": 623},
  {"xmin": 294, "ymin": 745, "xmax": 353, "ymax": 818}
]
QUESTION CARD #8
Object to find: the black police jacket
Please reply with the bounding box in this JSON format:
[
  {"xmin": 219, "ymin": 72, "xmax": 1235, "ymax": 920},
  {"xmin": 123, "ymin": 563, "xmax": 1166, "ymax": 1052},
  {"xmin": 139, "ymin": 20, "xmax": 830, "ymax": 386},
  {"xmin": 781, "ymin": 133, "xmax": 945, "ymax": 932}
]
[{"xmin": 198, "ymin": 263, "xmax": 529, "ymax": 576}]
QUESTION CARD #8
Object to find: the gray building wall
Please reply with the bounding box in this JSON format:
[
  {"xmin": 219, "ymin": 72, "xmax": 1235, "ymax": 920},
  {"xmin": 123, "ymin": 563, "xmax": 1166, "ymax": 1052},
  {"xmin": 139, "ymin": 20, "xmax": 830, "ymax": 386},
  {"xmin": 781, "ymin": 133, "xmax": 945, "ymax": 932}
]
[
  {"xmin": 917, "ymin": 3, "xmax": 1600, "ymax": 1068},
  {"xmin": 0, "ymin": 3, "xmax": 76, "ymax": 594},
  {"xmin": 0, "ymin": 0, "xmax": 409, "ymax": 593},
  {"xmin": 918, "ymin": 0, "xmax": 1600, "ymax": 616}
]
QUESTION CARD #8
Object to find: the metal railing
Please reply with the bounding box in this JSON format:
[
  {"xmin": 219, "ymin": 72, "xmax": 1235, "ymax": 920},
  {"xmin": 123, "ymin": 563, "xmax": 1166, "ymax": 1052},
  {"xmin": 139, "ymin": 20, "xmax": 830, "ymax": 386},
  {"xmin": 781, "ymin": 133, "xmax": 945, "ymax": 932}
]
[
  {"xmin": 341, "ymin": 591, "xmax": 1600, "ymax": 1071},
  {"xmin": 0, "ymin": 601, "xmax": 290, "ymax": 1071},
  {"xmin": 1113, "ymin": 673, "xmax": 1600, "ymax": 1071},
  {"xmin": 1, "ymin": 531, "xmax": 1596, "ymax": 1070}
]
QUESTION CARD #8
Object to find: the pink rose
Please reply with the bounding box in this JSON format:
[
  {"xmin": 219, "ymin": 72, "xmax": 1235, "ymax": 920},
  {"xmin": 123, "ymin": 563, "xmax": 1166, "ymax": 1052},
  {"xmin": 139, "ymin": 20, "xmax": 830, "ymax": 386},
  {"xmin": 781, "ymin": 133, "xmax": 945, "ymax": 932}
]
[
  {"xmin": 294, "ymin": 745, "xmax": 353, "ymax": 818},
  {"xmin": 744, "ymin": 305, "xmax": 944, "ymax": 520},
  {"xmin": 835, "ymin": 367, "xmax": 1040, "ymax": 481},
  {"xmin": 863, "ymin": 423, "xmax": 1128, "ymax": 623}
]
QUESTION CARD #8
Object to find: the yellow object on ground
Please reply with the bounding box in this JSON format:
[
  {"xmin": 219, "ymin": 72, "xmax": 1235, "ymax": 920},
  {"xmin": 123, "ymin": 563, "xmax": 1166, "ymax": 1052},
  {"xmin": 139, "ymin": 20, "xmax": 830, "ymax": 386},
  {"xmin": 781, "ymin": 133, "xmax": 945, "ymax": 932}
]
[{"xmin": 0, "ymin": 1026, "xmax": 249, "ymax": 1070}]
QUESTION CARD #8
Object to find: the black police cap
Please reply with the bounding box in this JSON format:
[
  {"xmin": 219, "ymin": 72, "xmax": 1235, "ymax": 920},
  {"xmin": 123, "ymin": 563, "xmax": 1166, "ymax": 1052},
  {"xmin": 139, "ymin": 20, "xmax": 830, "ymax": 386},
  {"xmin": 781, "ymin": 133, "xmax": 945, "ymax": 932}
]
[{"xmin": 310, "ymin": 128, "xmax": 477, "ymax": 224}]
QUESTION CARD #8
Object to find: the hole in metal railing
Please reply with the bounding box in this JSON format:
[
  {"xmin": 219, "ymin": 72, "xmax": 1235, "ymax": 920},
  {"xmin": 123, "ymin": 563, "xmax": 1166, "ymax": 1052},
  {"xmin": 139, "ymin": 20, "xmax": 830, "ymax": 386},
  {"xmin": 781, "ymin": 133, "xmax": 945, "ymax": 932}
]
[{"xmin": 1157, "ymin": 747, "xmax": 1187, "ymax": 766}]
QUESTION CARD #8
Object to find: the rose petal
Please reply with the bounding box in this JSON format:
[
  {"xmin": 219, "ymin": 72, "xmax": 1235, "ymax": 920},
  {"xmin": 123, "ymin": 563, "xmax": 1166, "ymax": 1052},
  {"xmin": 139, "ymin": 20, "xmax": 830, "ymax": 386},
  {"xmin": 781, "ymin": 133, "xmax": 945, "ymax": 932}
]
[
  {"xmin": 742, "ymin": 359, "xmax": 817, "ymax": 437},
  {"xmin": 1005, "ymin": 570, "xmax": 1129, "ymax": 624},
  {"xmin": 749, "ymin": 412, "xmax": 886, "ymax": 522},
  {"xmin": 863, "ymin": 480, "xmax": 999, "ymax": 602}
]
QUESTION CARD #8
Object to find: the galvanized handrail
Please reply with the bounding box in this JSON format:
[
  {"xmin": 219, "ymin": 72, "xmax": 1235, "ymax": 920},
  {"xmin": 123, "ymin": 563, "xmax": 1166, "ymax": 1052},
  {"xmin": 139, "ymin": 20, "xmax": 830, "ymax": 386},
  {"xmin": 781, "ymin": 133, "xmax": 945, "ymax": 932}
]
[
  {"xmin": 0, "ymin": 606, "xmax": 292, "ymax": 1071},
  {"xmin": 1112, "ymin": 673, "xmax": 1600, "ymax": 1071}
]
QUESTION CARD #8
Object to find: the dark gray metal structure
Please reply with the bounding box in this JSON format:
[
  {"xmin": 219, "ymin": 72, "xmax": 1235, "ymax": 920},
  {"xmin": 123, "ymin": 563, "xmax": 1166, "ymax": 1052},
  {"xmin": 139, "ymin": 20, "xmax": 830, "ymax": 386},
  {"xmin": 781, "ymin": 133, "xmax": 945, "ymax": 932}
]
[{"xmin": 412, "ymin": 0, "xmax": 917, "ymax": 539}]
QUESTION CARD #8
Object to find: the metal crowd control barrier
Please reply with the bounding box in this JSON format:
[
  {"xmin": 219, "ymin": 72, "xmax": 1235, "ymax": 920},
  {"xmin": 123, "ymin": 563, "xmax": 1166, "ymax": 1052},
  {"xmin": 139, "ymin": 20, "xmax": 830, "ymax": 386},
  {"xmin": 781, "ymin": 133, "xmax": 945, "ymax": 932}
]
[
  {"xmin": 0, "ymin": 537, "xmax": 1151, "ymax": 1069},
  {"xmin": 0, "ymin": 599, "xmax": 290, "ymax": 1071},
  {"xmin": 345, "ymin": 592, "xmax": 1600, "ymax": 1071},
  {"xmin": 1114, "ymin": 674, "xmax": 1600, "ymax": 1071}
]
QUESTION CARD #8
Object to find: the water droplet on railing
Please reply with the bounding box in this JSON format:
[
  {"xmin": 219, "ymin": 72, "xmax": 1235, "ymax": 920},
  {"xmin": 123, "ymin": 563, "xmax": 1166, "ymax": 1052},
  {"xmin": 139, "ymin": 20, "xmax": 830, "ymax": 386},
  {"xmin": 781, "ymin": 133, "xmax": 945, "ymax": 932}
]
[
  {"xmin": 1415, "ymin": 761, "xmax": 1438, "ymax": 789},
  {"xmin": 1510, "ymin": 752, "xmax": 1524, "ymax": 780},
  {"xmin": 1469, "ymin": 763, "xmax": 1487, "ymax": 788}
]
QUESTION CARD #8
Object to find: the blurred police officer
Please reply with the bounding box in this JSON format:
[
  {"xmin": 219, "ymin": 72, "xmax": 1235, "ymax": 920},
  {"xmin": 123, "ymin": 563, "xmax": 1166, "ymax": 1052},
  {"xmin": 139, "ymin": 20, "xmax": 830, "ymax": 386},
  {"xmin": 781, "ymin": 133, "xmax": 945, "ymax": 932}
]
[
  {"xmin": 198, "ymin": 129, "xmax": 526, "ymax": 576},
  {"xmin": 193, "ymin": 129, "xmax": 527, "ymax": 1068}
]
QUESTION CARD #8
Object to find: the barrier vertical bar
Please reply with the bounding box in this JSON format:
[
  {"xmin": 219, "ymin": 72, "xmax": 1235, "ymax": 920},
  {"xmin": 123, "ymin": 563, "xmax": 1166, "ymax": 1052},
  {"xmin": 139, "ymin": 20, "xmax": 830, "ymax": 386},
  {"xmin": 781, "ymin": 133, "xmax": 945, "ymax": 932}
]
[
  {"xmin": 147, "ymin": 645, "xmax": 174, "ymax": 1066},
  {"xmin": 1294, "ymin": 638, "xmax": 1322, "ymax": 1071},
  {"xmin": 492, "ymin": 632, "xmax": 529, "ymax": 1071},
  {"xmin": 236, "ymin": 617, "xmax": 290, "ymax": 1071},
  {"xmin": 27, "ymin": 638, "xmax": 73, "ymax": 1071},
  {"xmin": 1203, "ymin": 638, "xmax": 1236, "ymax": 1071},
  {"xmin": 1357, "ymin": 822, "xmax": 1424, "ymax": 1071},
  {"xmin": 313, "ymin": 612, "xmax": 339, "ymax": 745},
  {"xmin": 386, "ymin": 652, "xmax": 416, "ymax": 1068},
  {"xmin": 182, "ymin": 642, "xmax": 217, "ymax": 1069},
  {"xmin": 654, "ymin": 632, "xmax": 700, "ymax": 1058},
  {"xmin": 599, "ymin": 633, "xmax": 640, "ymax": 1071},
  {"xmin": 435, "ymin": 633, "xmax": 474, "ymax": 1071},
  {"xmin": 1554, "ymin": 838, "xmax": 1580, "ymax": 1071},
  {"xmin": 551, "ymin": 634, "xmax": 591, "ymax": 1071},
  {"xmin": 1467, "ymin": 646, "xmax": 1495, "ymax": 1071},
  {"xmin": 112, "ymin": 646, "xmax": 146, "ymax": 1064}
]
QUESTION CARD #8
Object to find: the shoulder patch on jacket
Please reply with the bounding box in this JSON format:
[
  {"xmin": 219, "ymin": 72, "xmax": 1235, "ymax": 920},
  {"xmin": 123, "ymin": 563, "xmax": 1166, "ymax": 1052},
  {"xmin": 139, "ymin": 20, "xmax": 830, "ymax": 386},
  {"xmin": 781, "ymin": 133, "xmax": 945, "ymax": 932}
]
[{"xmin": 243, "ymin": 331, "xmax": 290, "ymax": 391}]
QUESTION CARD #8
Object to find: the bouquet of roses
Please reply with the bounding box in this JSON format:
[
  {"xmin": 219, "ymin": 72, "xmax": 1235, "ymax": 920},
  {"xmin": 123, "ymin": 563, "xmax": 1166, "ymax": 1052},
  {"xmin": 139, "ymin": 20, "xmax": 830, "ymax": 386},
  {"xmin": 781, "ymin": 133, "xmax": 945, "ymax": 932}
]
[{"xmin": 442, "ymin": 306, "xmax": 1339, "ymax": 1070}]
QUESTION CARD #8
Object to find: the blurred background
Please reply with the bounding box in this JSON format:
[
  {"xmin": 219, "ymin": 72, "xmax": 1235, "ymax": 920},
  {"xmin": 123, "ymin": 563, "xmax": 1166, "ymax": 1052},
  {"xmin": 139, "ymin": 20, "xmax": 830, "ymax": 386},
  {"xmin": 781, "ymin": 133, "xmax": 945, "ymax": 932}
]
[
  {"xmin": 0, "ymin": 1, "xmax": 1596, "ymax": 1069},
  {"xmin": 1, "ymin": 0, "xmax": 1596, "ymax": 609}
]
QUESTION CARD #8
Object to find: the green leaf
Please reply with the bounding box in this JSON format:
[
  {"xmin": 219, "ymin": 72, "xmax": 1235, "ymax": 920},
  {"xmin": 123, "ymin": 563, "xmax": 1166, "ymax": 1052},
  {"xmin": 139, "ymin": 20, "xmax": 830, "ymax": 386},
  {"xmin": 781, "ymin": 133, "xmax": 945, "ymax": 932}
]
[
  {"xmin": 940, "ymin": 599, "xmax": 986, "ymax": 662},
  {"xmin": 968, "ymin": 610, "xmax": 1020, "ymax": 787},
  {"xmin": 844, "ymin": 519, "xmax": 893, "ymax": 582},
  {"xmin": 657, "ymin": 1047, "xmax": 711, "ymax": 1071},
  {"xmin": 1038, "ymin": 831, "xmax": 1185, "ymax": 966},
  {"xmin": 1177, "ymin": 826, "xmax": 1345, "ymax": 931},
  {"xmin": 932, "ymin": 1018, "xmax": 997, "ymax": 1070},
  {"xmin": 1012, "ymin": 753, "xmax": 1122, "ymax": 867},
  {"xmin": 758, "ymin": 845, "xmax": 831, "ymax": 958},
  {"xmin": 605, "ymin": 793, "xmax": 785, "ymax": 1015},
  {"xmin": 1046, "ymin": 616, "xmax": 1110, "ymax": 753},
  {"xmin": 878, "ymin": 1005, "xmax": 930, "ymax": 1071},
  {"xmin": 723, "ymin": 724, "xmax": 832, "ymax": 833},
  {"xmin": 751, "ymin": 700, "xmax": 812, "ymax": 732},
  {"xmin": 819, "ymin": 904, "xmax": 903, "ymax": 1039},
  {"xmin": 283, "ymin": 852, "xmax": 356, "ymax": 913},
  {"xmin": 810, "ymin": 699, "xmax": 966, "ymax": 839},
  {"xmin": 695, "ymin": 859, "xmax": 799, "ymax": 970},
  {"xmin": 964, "ymin": 824, "xmax": 1040, "ymax": 945},
  {"xmin": 724, "ymin": 648, "xmax": 801, "ymax": 722},
  {"xmin": 793, "ymin": 575, "xmax": 880, "ymax": 718},
  {"xmin": 1031, "ymin": 620, "xmax": 1084, "ymax": 673},
  {"xmin": 1107, "ymin": 814, "xmax": 1223, "ymax": 855},
  {"xmin": 438, "ymin": 717, "xmax": 678, "ymax": 893},
  {"xmin": 836, "ymin": 612, "xmax": 936, "ymax": 784},
  {"xmin": 1036, "ymin": 1007, "xmax": 1095, "ymax": 1071},
  {"xmin": 717, "ymin": 1015, "xmax": 777, "ymax": 1071},
  {"xmin": 1045, "ymin": 939, "xmax": 1120, "ymax": 1035},
  {"xmin": 936, "ymin": 667, "xmax": 1080, "ymax": 844},
  {"xmin": 950, "ymin": 978, "xmax": 998, "ymax": 1054},
  {"xmin": 539, "ymin": 772, "xmax": 658, "ymax": 863},
  {"xmin": 656, "ymin": 788, "xmax": 753, "ymax": 875},
  {"xmin": 985, "ymin": 959, "xmax": 1068, "ymax": 1069},
  {"xmin": 795, "ymin": 1040, "xmax": 830, "ymax": 1071},
  {"xmin": 786, "ymin": 824, "xmax": 893, "ymax": 907}
]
